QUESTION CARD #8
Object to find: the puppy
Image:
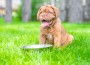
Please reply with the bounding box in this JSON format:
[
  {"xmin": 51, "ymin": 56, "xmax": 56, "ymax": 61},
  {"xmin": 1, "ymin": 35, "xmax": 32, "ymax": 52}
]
[{"xmin": 37, "ymin": 5, "xmax": 74, "ymax": 47}]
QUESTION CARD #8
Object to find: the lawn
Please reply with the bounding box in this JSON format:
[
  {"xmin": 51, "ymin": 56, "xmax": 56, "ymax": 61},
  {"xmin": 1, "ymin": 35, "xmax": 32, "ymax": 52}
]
[{"xmin": 0, "ymin": 20, "xmax": 90, "ymax": 65}]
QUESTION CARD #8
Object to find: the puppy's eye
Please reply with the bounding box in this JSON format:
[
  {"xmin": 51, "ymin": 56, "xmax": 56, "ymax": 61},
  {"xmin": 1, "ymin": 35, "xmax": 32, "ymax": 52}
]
[
  {"xmin": 40, "ymin": 11, "xmax": 42, "ymax": 14},
  {"xmin": 48, "ymin": 11, "xmax": 53, "ymax": 13}
]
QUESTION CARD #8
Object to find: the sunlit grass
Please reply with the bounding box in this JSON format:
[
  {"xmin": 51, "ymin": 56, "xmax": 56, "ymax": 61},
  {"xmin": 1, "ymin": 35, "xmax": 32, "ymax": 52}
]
[{"xmin": 0, "ymin": 20, "xmax": 90, "ymax": 65}]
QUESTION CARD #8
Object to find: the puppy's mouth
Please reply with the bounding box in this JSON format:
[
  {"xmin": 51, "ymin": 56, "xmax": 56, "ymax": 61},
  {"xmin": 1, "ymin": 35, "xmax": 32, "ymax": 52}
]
[{"xmin": 41, "ymin": 20, "xmax": 52, "ymax": 28}]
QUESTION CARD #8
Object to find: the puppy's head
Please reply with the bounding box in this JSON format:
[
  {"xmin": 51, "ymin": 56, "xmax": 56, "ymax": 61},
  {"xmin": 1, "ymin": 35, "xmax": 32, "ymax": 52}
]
[{"xmin": 37, "ymin": 5, "xmax": 60, "ymax": 28}]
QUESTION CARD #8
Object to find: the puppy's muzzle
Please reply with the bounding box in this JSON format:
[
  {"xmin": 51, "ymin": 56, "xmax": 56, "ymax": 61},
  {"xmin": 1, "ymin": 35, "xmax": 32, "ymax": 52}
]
[{"xmin": 41, "ymin": 20, "xmax": 52, "ymax": 28}]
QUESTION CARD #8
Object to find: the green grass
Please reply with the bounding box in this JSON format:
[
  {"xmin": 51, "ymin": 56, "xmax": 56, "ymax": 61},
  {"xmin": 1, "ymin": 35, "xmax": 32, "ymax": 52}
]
[{"xmin": 0, "ymin": 20, "xmax": 90, "ymax": 65}]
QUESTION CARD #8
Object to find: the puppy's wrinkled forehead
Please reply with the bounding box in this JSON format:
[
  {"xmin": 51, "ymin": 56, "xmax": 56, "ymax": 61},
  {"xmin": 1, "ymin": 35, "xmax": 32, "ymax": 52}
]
[{"xmin": 40, "ymin": 6, "xmax": 54, "ymax": 12}]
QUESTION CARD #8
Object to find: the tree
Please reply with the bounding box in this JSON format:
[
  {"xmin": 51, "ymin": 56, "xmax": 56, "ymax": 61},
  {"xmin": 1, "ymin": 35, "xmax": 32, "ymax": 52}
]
[
  {"xmin": 51, "ymin": 0, "xmax": 56, "ymax": 6},
  {"xmin": 5, "ymin": 0, "xmax": 12, "ymax": 22},
  {"xmin": 68, "ymin": 0, "xmax": 83, "ymax": 23},
  {"xmin": 59, "ymin": 0, "xmax": 66, "ymax": 22},
  {"xmin": 85, "ymin": 0, "xmax": 90, "ymax": 20},
  {"xmin": 22, "ymin": 0, "xmax": 31, "ymax": 22}
]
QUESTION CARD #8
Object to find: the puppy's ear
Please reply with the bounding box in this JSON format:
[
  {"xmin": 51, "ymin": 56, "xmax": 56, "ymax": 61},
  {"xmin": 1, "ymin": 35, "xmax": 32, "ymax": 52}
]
[
  {"xmin": 50, "ymin": 5, "xmax": 60, "ymax": 17},
  {"xmin": 37, "ymin": 6, "xmax": 43, "ymax": 20}
]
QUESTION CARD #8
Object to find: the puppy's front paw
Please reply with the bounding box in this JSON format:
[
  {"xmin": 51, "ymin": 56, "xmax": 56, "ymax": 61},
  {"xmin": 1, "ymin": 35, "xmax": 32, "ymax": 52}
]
[{"xmin": 54, "ymin": 43, "xmax": 61, "ymax": 48}]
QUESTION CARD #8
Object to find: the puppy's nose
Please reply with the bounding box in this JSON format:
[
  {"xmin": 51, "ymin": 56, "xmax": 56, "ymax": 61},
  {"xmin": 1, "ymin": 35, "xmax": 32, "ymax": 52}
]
[
  {"xmin": 42, "ymin": 14, "xmax": 47, "ymax": 17},
  {"xmin": 42, "ymin": 15, "xmax": 45, "ymax": 17}
]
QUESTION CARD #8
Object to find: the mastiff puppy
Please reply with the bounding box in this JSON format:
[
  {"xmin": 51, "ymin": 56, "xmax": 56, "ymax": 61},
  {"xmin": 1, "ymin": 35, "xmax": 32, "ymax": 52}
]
[{"xmin": 37, "ymin": 5, "xmax": 74, "ymax": 47}]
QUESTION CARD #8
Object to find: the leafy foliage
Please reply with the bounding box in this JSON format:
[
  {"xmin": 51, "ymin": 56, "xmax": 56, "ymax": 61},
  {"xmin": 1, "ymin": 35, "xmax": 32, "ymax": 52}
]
[
  {"xmin": 16, "ymin": 5, "xmax": 22, "ymax": 21},
  {"xmin": 15, "ymin": 0, "xmax": 51, "ymax": 21},
  {"xmin": 31, "ymin": 0, "xmax": 44, "ymax": 21}
]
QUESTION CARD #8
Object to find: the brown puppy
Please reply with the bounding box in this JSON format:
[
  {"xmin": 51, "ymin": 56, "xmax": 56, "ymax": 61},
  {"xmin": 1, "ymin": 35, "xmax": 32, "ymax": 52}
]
[{"xmin": 37, "ymin": 5, "xmax": 74, "ymax": 47}]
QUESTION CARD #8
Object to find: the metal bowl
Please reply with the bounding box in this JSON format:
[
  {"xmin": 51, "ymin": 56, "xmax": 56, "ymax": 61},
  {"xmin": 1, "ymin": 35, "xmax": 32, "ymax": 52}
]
[{"xmin": 21, "ymin": 44, "xmax": 53, "ymax": 50}]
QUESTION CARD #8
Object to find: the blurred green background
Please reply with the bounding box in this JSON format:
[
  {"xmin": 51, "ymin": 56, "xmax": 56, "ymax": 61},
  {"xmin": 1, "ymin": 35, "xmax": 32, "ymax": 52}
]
[{"xmin": 0, "ymin": 0, "xmax": 90, "ymax": 23}]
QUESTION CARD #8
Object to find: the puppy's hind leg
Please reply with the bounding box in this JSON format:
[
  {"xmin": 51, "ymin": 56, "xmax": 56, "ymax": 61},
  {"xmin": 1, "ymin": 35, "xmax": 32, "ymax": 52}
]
[
  {"xmin": 62, "ymin": 34, "xmax": 74, "ymax": 46},
  {"xmin": 67, "ymin": 34, "xmax": 74, "ymax": 43}
]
